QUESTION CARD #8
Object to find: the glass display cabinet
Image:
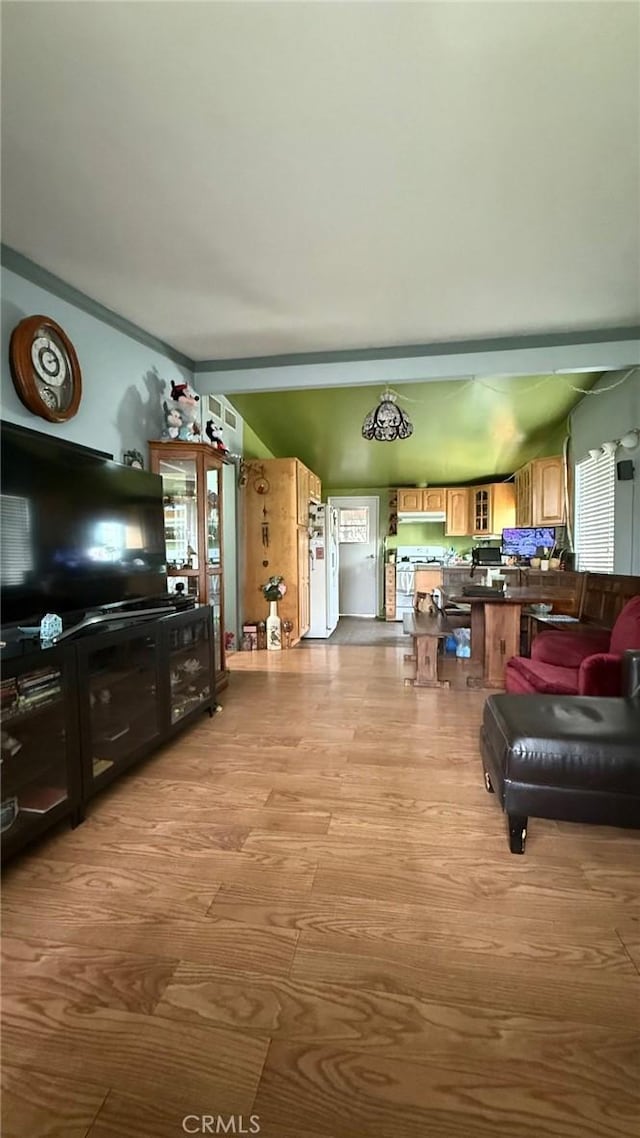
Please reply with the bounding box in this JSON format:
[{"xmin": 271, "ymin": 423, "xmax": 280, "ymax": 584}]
[
  {"xmin": 1, "ymin": 642, "xmax": 81, "ymax": 859},
  {"xmin": 149, "ymin": 441, "xmax": 227, "ymax": 687}
]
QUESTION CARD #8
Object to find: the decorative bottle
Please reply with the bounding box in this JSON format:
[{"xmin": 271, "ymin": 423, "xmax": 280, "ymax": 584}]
[{"xmin": 266, "ymin": 601, "xmax": 282, "ymax": 651}]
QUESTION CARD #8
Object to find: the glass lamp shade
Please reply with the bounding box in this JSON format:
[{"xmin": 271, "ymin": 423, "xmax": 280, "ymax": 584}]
[{"xmin": 362, "ymin": 391, "xmax": 413, "ymax": 442}]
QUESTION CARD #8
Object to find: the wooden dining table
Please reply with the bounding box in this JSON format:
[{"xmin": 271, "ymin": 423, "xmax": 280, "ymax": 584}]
[{"xmin": 443, "ymin": 585, "xmax": 579, "ymax": 688}]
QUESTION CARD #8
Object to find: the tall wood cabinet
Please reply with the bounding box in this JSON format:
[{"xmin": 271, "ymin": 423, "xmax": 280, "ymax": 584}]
[
  {"xmin": 242, "ymin": 458, "xmax": 321, "ymax": 645},
  {"xmin": 149, "ymin": 441, "xmax": 227, "ymax": 688}
]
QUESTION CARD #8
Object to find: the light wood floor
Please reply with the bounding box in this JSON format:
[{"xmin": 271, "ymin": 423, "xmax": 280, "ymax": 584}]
[{"xmin": 2, "ymin": 644, "xmax": 640, "ymax": 1138}]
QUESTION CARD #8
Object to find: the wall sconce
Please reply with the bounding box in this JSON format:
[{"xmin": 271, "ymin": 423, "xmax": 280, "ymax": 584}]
[
  {"xmin": 601, "ymin": 440, "xmax": 618, "ymax": 457},
  {"xmin": 588, "ymin": 447, "xmax": 603, "ymax": 461},
  {"xmin": 620, "ymin": 429, "xmax": 640, "ymax": 450}
]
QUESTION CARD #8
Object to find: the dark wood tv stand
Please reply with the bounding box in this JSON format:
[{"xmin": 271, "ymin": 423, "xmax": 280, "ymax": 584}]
[{"xmin": 1, "ymin": 605, "xmax": 216, "ymax": 862}]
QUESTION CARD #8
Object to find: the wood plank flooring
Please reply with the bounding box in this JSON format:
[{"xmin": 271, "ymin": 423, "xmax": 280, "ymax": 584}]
[{"xmin": 2, "ymin": 643, "xmax": 640, "ymax": 1138}]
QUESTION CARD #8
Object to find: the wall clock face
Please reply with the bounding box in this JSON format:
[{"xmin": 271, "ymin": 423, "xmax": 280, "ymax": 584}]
[{"xmin": 9, "ymin": 315, "xmax": 82, "ymax": 422}]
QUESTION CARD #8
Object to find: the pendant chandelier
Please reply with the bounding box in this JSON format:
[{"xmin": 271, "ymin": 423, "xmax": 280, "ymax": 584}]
[{"xmin": 362, "ymin": 388, "xmax": 413, "ymax": 442}]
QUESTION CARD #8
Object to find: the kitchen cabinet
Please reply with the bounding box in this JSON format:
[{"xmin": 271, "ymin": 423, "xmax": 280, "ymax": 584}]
[
  {"xmin": 397, "ymin": 488, "xmax": 445, "ymax": 513},
  {"xmin": 415, "ymin": 568, "xmax": 443, "ymax": 595},
  {"xmin": 309, "ymin": 471, "xmax": 322, "ymax": 502},
  {"xmin": 532, "ymin": 456, "xmax": 565, "ymax": 525},
  {"xmin": 149, "ymin": 440, "xmax": 227, "ymax": 687},
  {"xmin": 470, "ymin": 483, "xmax": 516, "ymax": 537},
  {"xmin": 515, "ymin": 456, "xmax": 565, "ymax": 526},
  {"xmin": 242, "ymin": 457, "xmax": 321, "ymax": 645},
  {"xmin": 445, "ymin": 488, "xmax": 469, "ymax": 536},
  {"xmin": 515, "ymin": 464, "xmax": 532, "ymax": 526}
]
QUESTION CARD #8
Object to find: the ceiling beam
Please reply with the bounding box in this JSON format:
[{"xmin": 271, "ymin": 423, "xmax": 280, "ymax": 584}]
[{"xmin": 196, "ymin": 329, "xmax": 640, "ymax": 395}]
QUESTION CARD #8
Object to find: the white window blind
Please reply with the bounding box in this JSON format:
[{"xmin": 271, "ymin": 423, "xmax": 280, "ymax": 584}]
[{"xmin": 575, "ymin": 452, "xmax": 615, "ymax": 572}]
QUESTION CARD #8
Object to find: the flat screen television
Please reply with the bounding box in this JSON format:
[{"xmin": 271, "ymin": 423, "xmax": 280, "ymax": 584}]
[
  {"xmin": 1, "ymin": 423, "xmax": 167, "ymax": 626},
  {"xmin": 502, "ymin": 526, "xmax": 556, "ymax": 559}
]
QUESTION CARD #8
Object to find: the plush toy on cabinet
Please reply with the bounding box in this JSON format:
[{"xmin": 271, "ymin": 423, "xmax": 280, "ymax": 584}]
[
  {"xmin": 162, "ymin": 402, "xmax": 184, "ymax": 440},
  {"xmin": 205, "ymin": 419, "xmax": 229, "ymax": 454},
  {"xmin": 165, "ymin": 380, "xmax": 201, "ymax": 441}
]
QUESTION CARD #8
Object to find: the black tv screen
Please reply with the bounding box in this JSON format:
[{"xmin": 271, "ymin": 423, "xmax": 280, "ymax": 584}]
[{"xmin": 1, "ymin": 424, "xmax": 167, "ymax": 625}]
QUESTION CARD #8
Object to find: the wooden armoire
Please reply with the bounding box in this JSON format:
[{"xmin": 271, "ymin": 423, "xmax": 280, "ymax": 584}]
[{"xmin": 242, "ymin": 458, "xmax": 322, "ymax": 644}]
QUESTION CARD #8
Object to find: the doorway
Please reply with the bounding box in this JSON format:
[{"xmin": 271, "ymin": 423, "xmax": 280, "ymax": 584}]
[{"xmin": 329, "ymin": 496, "xmax": 379, "ymax": 617}]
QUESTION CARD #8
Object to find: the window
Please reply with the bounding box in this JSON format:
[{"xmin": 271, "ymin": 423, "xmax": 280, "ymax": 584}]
[
  {"xmin": 338, "ymin": 507, "xmax": 369, "ymax": 543},
  {"xmin": 574, "ymin": 452, "xmax": 615, "ymax": 572}
]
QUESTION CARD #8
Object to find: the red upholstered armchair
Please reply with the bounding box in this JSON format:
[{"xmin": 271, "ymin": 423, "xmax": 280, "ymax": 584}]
[{"xmin": 505, "ymin": 596, "xmax": 640, "ymax": 696}]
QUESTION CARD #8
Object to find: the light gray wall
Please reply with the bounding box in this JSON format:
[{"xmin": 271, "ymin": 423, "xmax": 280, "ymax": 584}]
[
  {"xmin": 1, "ymin": 263, "xmax": 248, "ymax": 644},
  {"xmin": 1, "ymin": 266, "xmax": 193, "ymax": 458},
  {"xmin": 569, "ymin": 367, "xmax": 640, "ymax": 575}
]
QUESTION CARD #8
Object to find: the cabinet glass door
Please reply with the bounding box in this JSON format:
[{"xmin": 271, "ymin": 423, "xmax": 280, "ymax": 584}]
[
  {"xmin": 158, "ymin": 456, "xmax": 200, "ymax": 596},
  {"xmin": 206, "ymin": 465, "xmax": 224, "ymax": 673},
  {"xmin": 1, "ymin": 655, "xmax": 74, "ymax": 853},
  {"xmin": 167, "ymin": 616, "xmax": 212, "ymax": 724},
  {"xmin": 84, "ymin": 633, "xmax": 160, "ymax": 785},
  {"xmin": 207, "ymin": 570, "xmax": 223, "ymax": 673},
  {"xmin": 474, "ymin": 489, "xmax": 490, "ymax": 532}
]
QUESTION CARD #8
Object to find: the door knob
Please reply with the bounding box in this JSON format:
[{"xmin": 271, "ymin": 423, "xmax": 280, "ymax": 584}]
[{"xmin": 366, "ymin": 554, "xmax": 375, "ymax": 560}]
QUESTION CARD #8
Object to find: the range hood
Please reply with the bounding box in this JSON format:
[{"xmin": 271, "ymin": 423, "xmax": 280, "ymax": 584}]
[{"xmin": 398, "ymin": 511, "xmax": 446, "ymax": 523}]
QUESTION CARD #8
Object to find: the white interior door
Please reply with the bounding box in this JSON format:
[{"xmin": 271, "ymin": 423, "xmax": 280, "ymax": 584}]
[{"xmin": 330, "ymin": 496, "xmax": 379, "ymax": 617}]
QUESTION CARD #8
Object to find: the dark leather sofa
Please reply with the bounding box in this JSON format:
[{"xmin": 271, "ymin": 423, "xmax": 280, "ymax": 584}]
[{"xmin": 480, "ymin": 650, "xmax": 640, "ymax": 853}]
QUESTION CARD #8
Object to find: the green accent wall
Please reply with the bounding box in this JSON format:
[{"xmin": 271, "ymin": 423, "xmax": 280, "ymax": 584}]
[{"xmin": 242, "ymin": 422, "xmax": 275, "ymax": 461}]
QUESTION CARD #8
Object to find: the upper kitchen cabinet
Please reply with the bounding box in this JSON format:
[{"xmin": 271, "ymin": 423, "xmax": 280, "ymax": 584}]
[
  {"xmin": 515, "ymin": 456, "xmax": 565, "ymax": 526},
  {"xmin": 445, "ymin": 488, "xmax": 469, "ymax": 536},
  {"xmin": 308, "ymin": 471, "xmax": 322, "ymax": 502},
  {"xmin": 397, "ymin": 488, "xmax": 445, "ymax": 513},
  {"xmin": 470, "ymin": 483, "xmax": 516, "ymax": 537},
  {"xmin": 532, "ymin": 456, "xmax": 565, "ymax": 525}
]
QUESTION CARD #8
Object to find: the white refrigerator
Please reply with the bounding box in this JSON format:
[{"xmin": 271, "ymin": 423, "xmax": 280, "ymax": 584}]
[{"xmin": 305, "ymin": 505, "xmax": 340, "ymax": 638}]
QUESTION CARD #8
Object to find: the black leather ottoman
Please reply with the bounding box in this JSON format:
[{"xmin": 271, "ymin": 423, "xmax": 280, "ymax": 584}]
[{"xmin": 480, "ymin": 694, "xmax": 640, "ymax": 853}]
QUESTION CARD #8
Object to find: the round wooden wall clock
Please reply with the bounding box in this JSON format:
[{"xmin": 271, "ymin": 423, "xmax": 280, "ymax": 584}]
[{"xmin": 9, "ymin": 315, "xmax": 83, "ymax": 422}]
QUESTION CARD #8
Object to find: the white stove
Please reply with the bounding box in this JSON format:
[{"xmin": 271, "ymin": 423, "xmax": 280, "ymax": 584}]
[{"xmin": 394, "ymin": 546, "xmax": 446, "ymax": 620}]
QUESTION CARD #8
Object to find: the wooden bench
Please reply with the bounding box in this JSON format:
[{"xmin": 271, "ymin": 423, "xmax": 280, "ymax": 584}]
[{"xmin": 402, "ymin": 611, "xmax": 452, "ymax": 688}]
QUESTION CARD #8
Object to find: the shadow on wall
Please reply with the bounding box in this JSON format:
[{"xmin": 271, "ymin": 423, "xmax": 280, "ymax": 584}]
[{"xmin": 115, "ymin": 367, "xmax": 166, "ymax": 463}]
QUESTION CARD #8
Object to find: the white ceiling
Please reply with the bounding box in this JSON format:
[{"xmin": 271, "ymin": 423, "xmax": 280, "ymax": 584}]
[{"xmin": 2, "ymin": 1, "xmax": 639, "ymax": 362}]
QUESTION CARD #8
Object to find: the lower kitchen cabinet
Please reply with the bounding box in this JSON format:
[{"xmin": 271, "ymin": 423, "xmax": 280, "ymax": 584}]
[{"xmin": 1, "ymin": 605, "xmax": 216, "ymax": 862}]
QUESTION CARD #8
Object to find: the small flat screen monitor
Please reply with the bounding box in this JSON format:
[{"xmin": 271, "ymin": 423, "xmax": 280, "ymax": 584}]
[{"xmin": 502, "ymin": 527, "xmax": 556, "ymax": 559}]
